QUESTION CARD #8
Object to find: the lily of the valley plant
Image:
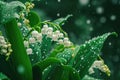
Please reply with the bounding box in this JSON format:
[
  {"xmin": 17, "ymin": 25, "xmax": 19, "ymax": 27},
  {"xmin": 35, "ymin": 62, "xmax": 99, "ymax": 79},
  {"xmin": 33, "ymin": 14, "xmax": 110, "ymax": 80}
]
[{"xmin": 0, "ymin": 0, "xmax": 117, "ymax": 80}]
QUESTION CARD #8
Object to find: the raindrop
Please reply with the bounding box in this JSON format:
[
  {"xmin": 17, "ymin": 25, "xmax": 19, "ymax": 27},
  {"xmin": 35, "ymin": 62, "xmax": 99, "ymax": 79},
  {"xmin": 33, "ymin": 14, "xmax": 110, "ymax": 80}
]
[
  {"xmin": 57, "ymin": 13, "xmax": 60, "ymax": 17},
  {"xmin": 79, "ymin": 0, "xmax": 90, "ymax": 5},
  {"xmin": 58, "ymin": 0, "xmax": 61, "ymax": 3},
  {"xmin": 89, "ymin": 27, "xmax": 93, "ymax": 31},
  {"xmin": 108, "ymin": 42, "xmax": 112, "ymax": 46},
  {"xmin": 110, "ymin": 15, "xmax": 116, "ymax": 21},
  {"xmin": 45, "ymin": 1, "xmax": 48, "ymax": 5},
  {"xmin": 17, "ymin": 65, "xmax": 25, "ymax": 74},
  {"xmin": 81, "ymin": 57, "xmax": 84, "ymax": 60},
  {"xmin": 96, "ymin": 6, "xmax": 104, "ymax": 14},
  {"xmin": 100, "ymin": 17, "xmax": 106, "ymax": 23},
  {"xmin": 86, "ymin": 19, "xmax": 91, "ymax": 24}
]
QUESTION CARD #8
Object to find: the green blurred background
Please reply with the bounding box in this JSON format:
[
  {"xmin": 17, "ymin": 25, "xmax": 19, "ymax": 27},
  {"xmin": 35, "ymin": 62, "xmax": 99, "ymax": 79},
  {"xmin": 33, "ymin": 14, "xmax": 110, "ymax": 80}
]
[
  {"xmin": 33, "ymin": 0, "xmax": 120, "ymax": 80},
  {"xmin": 5, "ymin": 0, "xmax": 120, "ymax": 80}
]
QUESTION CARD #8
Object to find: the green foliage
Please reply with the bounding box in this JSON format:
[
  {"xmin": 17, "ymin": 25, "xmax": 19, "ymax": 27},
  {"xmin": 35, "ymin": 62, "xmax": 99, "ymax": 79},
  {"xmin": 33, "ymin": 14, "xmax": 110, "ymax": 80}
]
[
  {"xmin": 72, "ymin": 32, "xmax": 116, "ymax": 78},
  {"xmin": 0, "ymin": 73, "xmax": 10, "ymax": 80},
  {"xmin": 53, "ymin": 15, "xmax": 72, "ymax": 26},
  {"xmin": 4, "ymin": 19, "xmax": 33, "ymax": 80},
  {"xmin": 0, "ymin": 0, "xmax": 118, "ymax": 80},
  {"xmin": 0, "ymin": 1, "xmax": 25, "ymax": 24},
  {"xmin": 27, "ymin": 11, "xmax": 41, "ymax": 30}
]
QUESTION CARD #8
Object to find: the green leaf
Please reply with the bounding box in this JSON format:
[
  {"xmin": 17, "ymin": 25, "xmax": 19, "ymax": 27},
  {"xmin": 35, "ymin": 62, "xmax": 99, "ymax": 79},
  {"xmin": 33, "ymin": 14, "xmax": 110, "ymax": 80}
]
[
  {"xmin": 56, "ymin": 48, "xmax": 73, "ymax": 64},
  {"xmin": 27, "ymin": 11, "xmax": 41, "ymax": 30},
  {"xmin": 43, "ymin": 65, "xmax": 80, "ymax": 80},
  {"xmin": 32, "ymin": 57, "xmax": 62, "ymax": 80},
  {"xmin": 29, "ymin": 43, "xmax": 42, "ymax": 65},
  {"xmin": 0, "ymin": 55, "xmax": 12, "ymax": 79},
  {"xmin": 82, "ymin": 75, "xmax": 101, "ymax": 80},
  {"xmin": 41, "ymin": 35, "xmax": 52, "ymax": 59},
  {"xmin": 0, "ymin": 1, "xmax": 25, "ymax": 24},
  {"xmin": 4, "ymin": 19, "xmax": 33, "ymax": 80},
  {"xmin": 0, "ymin": 73, "xmax": 10, "ymax": 80},
  {"xmin": 49, "ymin": 44, "xmax": 64, "ymax": 57},
  {"xmin": 72, "ymin": 32, "xmax": 117, "ymax": 78},
  {"xmin": 53, "ymin": 14, "xmax": 72, "ymax": 26}
]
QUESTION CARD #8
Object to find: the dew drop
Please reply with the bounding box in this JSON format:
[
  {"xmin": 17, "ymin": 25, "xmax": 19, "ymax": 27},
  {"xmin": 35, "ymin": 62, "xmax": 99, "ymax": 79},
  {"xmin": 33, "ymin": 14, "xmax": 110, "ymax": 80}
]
[
  {"xmin": 57, "ymin": 13, "xmax": 60, "ymax": 17},
  {"xmin": 17, "ymin": 65, "xmax": 25, "ymax": 74}
]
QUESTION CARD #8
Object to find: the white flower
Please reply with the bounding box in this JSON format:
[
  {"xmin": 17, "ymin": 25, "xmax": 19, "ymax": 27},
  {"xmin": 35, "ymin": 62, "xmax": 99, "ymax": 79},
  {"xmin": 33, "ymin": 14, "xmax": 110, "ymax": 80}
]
[
  {"xmin": 52, "ymin": 34, "xmax": 58, "ymax": 41},
  {"xmin": 23, "ymin": 19, "xmax": 29, "ymax": 24},
  {"xmin": 47, "ymin": 32, "xmax": 53, "ymax": 38},
  {"xmin": 59, "ymin": 33, "xmax": 64, "ymax": 38},
  {"xmin": 47, "ymin": 27, "xmax": 53, "ymax": 32},
  {"xmin": 29, "ymin": 37, "xmax": 35, "ymax": 43},
  {"xmin": 41, "ymin": 27, "xmax": 48, "ymax": 35},
  {"xmin": 58, "ymin": 39, "xmax": 63, "ymax": 44},
  {"xmin": 36, "ymin": 33, "xmax": 42, "ymax": 42},
  {"xmin": 0, "ymin": 36, "xmax": 4, "ymax": 40},
  {"xmin": 43, "ymin": 24, "xmax": 48, "ymax": 29},
  {"xmin": 24, "ymin": 41, "xmax": 29, "ymax": 47},
  {"xmin": 1, "ymin": 49, "xmax": 7, "ymax": 54},
  {"xmin": 26, "ymin": 48, "xmax": 33, "ymax": 55},
  {"xmin": 54, "ymin": 30, "xmax": 60, "ymax": 36},
  {"xmin": 31, "ymin": 30, "xmax": 38, "ymax": 37},
  {"xmin": 64, "ymin": 41, "xmax": 71, "ymax": 47},
  {"xmin": 88, "ymin": 60, "xmax": 111, "ymax": 76},
  {"xmin": 2, "ymin": 45, "xmax": 8, "ymax": 48},
  {"xmin": 17, "ymin": 22, "xmax": 22, "ymax": 27},
  {"xmin": 63, "ymin": 37, "xmax": 69, "ymax": 42}
]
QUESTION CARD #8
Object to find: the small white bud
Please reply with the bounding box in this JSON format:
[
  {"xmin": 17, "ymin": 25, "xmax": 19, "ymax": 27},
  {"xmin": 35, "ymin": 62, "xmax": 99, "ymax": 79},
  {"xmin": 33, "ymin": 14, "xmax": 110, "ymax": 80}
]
[
  {"xmin": 59, "ymin": 33, "xmax": 64, "ymax": 38},
  {"xmin": 64, "ymin": 41, "xmax": 71, "ymax": 47},
  {"xmin": 23, "ymin": 19, "xmax": 29, "ymax": 24},
  {"xmin": 58, "ymin": 39, "xmax": 63, "ymax": 44},
  {"xmin": 29, "ymin": 37, "xmax": 35, "ymax": 43},
  {"xmin": 31, "ymin": 30, "xmax": 38, "ymax": 37},
  {"xmin": 54, "ymin": 30, "xmax": 60, "ymax": 36},
  {"xmin": 43, "ymin": 24, "xmax": 48, "ymax": 29},
  {"xmin": 47, "ymin": 32, "xmax": 53, "ymax": 38},
  {"xmin": 52, "ymin": 34, "xmax": 58, "ymax": 41},
  {"xmin": 63, "ymin": 37, "xmax": 69, "ymax": 42},
  {"xmin": 17, "ymin": 22, "xmax": 22, "ymax": 27},
  {"xmin": 36, "ymin": 33, "xmax": 42, "ymax": 42},
  {"xmin": 20, "ymin": 13, "xmax": 25, "ymax": 18},
  {"xmin": 2, "ymin": 45, "xmax": 8, "ymax": 48},
  {"xmin": 47, "ymin": 27, "xmax": 53, "ymax": 32},
  {"xmin": 7, "ymin": 43, "xmax": 11, "ymax": 47},
  {"xmin": 26, "ymin": 48, "xmax": 33, "ymax": 55},
  {"xmin": 24, "ymin": 41, "xmax": 29, "ymax": 47},
  {"xmin": 41, "ymin": 28, "xmax": 46, "ymax": 34},
  {"xmin": 1, "ymin": 49, "xmax": 7, "ymax": 53},
  {"xmin": 0, "ymin": 36, "xmax": 4, "ymax": 40}
]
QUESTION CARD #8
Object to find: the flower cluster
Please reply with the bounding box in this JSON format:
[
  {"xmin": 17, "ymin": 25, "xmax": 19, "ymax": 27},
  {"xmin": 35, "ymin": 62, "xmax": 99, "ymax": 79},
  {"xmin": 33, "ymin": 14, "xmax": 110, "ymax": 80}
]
[
  {"xmin": 0, "ymin": 36, "xmax": 12, "ymax": 56},
  {"xmin": 24, "ymin": 30, "xmax": 42, "ymax": 55},
  {"xmin": 17, "ymin": 2, "xmax": 35, "ymax": 27},
  {"xmin": 89, "ymin": 60, "xmax": 111, "ymax": 76},
  {"xmin": 24, "ymin": 24, "xmax": 72, "ymax": 55},
  {"xmin": 41, "ymin": 24, "xmax": 72, "ymax": 47}
]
